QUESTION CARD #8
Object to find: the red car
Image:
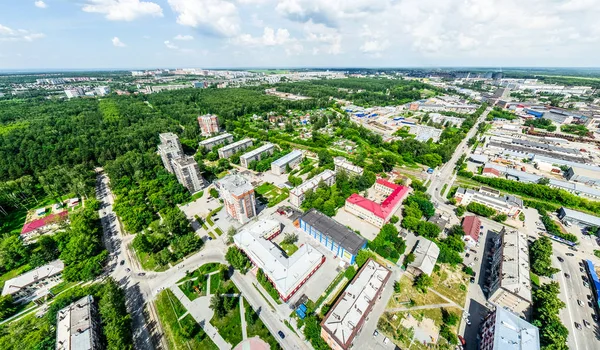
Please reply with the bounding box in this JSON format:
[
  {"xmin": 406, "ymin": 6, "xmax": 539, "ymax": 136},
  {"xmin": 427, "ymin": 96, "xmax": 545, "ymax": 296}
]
[{"xmin": 458, "ymin": 335, "xmax": 466, "ymax": 346}]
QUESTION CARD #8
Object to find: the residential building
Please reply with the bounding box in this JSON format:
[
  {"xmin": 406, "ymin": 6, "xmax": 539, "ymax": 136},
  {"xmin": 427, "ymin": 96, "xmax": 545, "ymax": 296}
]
[
  {"xmin": 64, "ymin": 88, "xmax": 84, "ymax": 99},
  {"xmin": 56, "ymin": 295, "xmax": 101, "ymax": 350},
  {"xmin": 233, "ymin": 220, "xmax": 324, "ymax": 302},
  {"xmin": 271, "ymin": 150, "xmax": 303, "ymax": 175},
  {"xmin": 334, "ymin": 157, "xmax": 364, "ymax": 176},
  {"xmin": 320, "ymin": 259, "xmax": 391, "ymax": 350},
  {"xmin": 199, "ymin": 133, "xmax": 234, "ymax": 150},
  {"xmin": 407, "ymin": 238, "xmax": 440, "ymax": 276},
  {"xmin": 487, "ymin": 228, "xmax": 532, "ymax": 317},
  {"xmin": 462, "ymin": 216, "xmax": 481, "ymax": 247},
  {"xmin": 197, "ymin": 114, "xmax": 220, "ymax": 136},
  {"xmin": 479, "ymin": 306, "xmax": 540, "ymax": 350},
  {"xmin": 298, "ymin": 209, "xmax": 367, "ymax": 265},
  {"xmin": 566, "ymin": 165, "xmax": 600, "ymax": 186},
  {"xmin": 239, "ymin": 143, "xmax": 275, "ymax": 168},
  {"xmin": 172, "ymin": 156, "xmax": 204, "ymax": 193},
  {"xmin": 2, "ymin": 260, "xmax": 64, "ymax": 303},
  {"xmin": 558, "ymin": 207, "xmax": 600, "ymax": 230},
  {"xmin": 455, "ymin": 187, "xmax": 523, "ymax": 218},
  {"xmin": 344, "ymin": 179, "xmax": 410, "ymax": 228},
  {"xmin": 289, "ymin": 170, "xmax": 336, "ymax": 207},
  {"xmin": 21, "ymin": 211, "xmax": 68, "ymax": 243},
  {"xmin": 158, "ymin": 132, "xmax": 183, "ymax": 173},
  {"xmin": 218, "ymin": 138, "xmax": 253, "ymax": 159},
  {"xmin": 427, "ymin": 212, "xmax": 450, "ymax": 231},
  {"xmin": 216, "ymin": 174, "xmax": 256, "ymax": 224},
  {"xmin": 94, "ymin": 86, "xmax": 110, "ymax": 96}
]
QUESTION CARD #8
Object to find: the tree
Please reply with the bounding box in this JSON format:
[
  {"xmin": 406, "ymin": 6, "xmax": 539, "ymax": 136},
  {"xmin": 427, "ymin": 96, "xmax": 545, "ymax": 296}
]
[
  {"xmin": 537, "ymin": 177, "xmax": 550, "ymax": 185},
  {"xmin": 317, "ymin": 150, "xmax": 333, "ymax": 167},
  {"xmin": 162, "ymin": 207, "xmax": 191, "ymax": 236},
  {"xmin": 530, "ymin": 237, "xmax": 560, "ymax": 277},
  {"xmin": 0, "ymin": 236, "xmax": 29, "ymax": 271},
  {"xmin": 403, "ymin": 253, "xmax": 415, "ymax": 268},
  {"xmin": 413, "ymin": 273, "xmax": 433, "ymax": 293},
  {"xmin": 281, "ymin": 233, "xmax": 298, "ymax": 245},
  {"xmin": 98, "ymin": 279, "xmax": 133, "ymax": 350},
  {"xmin": 393, "ymin": 281, "xmax": 401, "ymax": 293},
  {"xmin": 455, "ymin": 205, "xmax": 466, "ymax": 216},
  {"xmin": 389, "ymin": 215, "xmax": 399, "ymax": 224},
  {"xmin": 442, "ymin": 308, "xmax": 459, "ymax": 326},
  {"xmin": 493, "ymin": 213, "xmax": 508, "ymax": 222},
  {"xmin": 210, "ymin": 294, "xmax": 226, "ymax": 318},
  {"xmin": 210, "ymin": 188, "xmax": 219, "ymax": 198},
  {"xmin": 29, "ymin": 235, "xmax": 59, "ymax": 267},
  {"xmin": 0, "ymin": 295, "xmax": 16, "ymax": 321},
  {"xmin": 225, "ymin": 246, "xmax": 251, "ymax": 273}
]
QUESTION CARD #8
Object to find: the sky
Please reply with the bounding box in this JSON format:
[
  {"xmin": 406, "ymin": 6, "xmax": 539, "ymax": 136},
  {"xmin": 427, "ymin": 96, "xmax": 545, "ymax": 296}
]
[{"xmin": 1, "ymin": 0, "xmax": 599, "ymax": 70}]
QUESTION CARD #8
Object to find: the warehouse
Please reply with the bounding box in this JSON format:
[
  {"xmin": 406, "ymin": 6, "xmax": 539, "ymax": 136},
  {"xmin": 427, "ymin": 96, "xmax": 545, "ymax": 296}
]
[{"xmin": 558, "ymin": 207, "xmax": 600, "ymax": 230}]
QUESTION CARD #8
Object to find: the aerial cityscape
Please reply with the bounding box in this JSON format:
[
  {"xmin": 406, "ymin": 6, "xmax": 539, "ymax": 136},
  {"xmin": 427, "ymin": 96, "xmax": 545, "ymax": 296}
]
[{"xmin": 1, "ymin": 1, "xmax": 600, "ymax": 350}]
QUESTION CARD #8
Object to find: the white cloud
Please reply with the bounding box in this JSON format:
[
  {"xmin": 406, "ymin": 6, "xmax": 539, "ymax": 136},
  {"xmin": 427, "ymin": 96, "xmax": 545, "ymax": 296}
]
[
  {"xmin": 168, "ymin": 0, "xmax": 240, "ymax": 37},
  {"xmin": 83, "ymin": 0, "xmax": 163, "ymax": 21},
  {"xmin": 164, "ymin": 40, "xmax": 179, "ymax": 49},
  {"xmin": 34, "ymin": 1, "xmax": 47, "ymax": 8},
  {"xmin": 235, "ymin": 27, "xmax": 292, "ymax": 46},
  {"xmin": 0, "ymin": 24, "xmax": 45, "ymax": 42},
  {"xmin": 359, "ymin": 25, "xmax": 389, "ymax": 56},
  {"xmin": 276, "ymin": 0, "xmax": 392, "ymax": 26},
  {"xmin": 112, "ymin": 36, "xmax": 126, "ymax": 47},
  {"xmin": 174, "ymin": 34, "xmax": 194, "ymax": 40},
  {"xmin": 303, "ymin": 20, "xmax": 342, "ymax": 54}
]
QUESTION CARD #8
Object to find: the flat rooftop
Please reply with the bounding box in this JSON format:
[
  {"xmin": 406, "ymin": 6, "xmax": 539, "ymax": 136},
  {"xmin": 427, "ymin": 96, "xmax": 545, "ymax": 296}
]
[
  {"xmin": 560, "ymin": 207, "xmax": 600, "ymax": 226},
  {"xmin": 500, "ymin": 229, "xmax": 532, "ymax": 303},
  {"xmin": 272, "ymin": 150, "xmax": 303, "ymax": 167},
  {"xmin": 300, "ymin": 209, "xmax": 367, "ymax": 255},
  {"xmin": 56, "ymin": 295, "xmax": 96, "ymax": 350},
  {"xmin": 290, "ymin": 169, "xmax": 335, "ymax": 196},
  {"xmin": 240, "ymin": 143, "xmax": 275, "ymax": 160},
  {"xmin": 219, "ymin": 138, "xmax": 253, "ymax": 152},
  {"xmin": 199, "ymin": 132, "xmax": 232, "ymax": 145},
  {"xmin": 217, "ymin": 174, "xmax": 254, "ymax": 196},
  {"xmin": 491, "ymin": 306, "xmax": 540, "ymax": 350}
]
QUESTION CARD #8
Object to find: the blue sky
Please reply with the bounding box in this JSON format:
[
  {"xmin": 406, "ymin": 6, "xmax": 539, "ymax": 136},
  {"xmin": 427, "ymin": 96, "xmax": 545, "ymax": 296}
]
[{"xmin": 1, "ymin": 0, "xmax": 599, "ymax": 70}]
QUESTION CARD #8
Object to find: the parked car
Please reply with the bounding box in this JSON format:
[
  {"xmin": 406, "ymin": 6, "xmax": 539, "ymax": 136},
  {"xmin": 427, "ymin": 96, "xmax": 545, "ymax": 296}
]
[
  {"xmin": 566, "ymin": 253, "xmax": 575, "ymax": 257},
  {"xmin": 565, "ymin": 273, "xmax": 571, "ymax": 279},
  {"xmin": 277, "ymin": 331, "xmax": 285, "ymax": 339},
  {"xmin": 383, "ymin": 337, "xmax": 390, "ymax": 344},
  {"xmin": 578, "ymin": 300, "xmax": 583, "ymax": 306},
  {"xmin": 584, "ymin": 320, "xmax": 591, "ymax": 328},
  {"xmin": 592, "ymin": 314, "xmax": 598, "ymax": 322},
  {"xmin": 557, "ymin": 257, "xmax": 564, "ymax": 262},
  {"xmin": 373, "ymin": 330, "xmax": 379, "ymax": 337},
  {"xmin": 575, "ymin": 322, "xmax": 582, "ymax": 330},
  {"xmin": 120, "ymin": 260, "xmax": 125, "ymax": 265}
]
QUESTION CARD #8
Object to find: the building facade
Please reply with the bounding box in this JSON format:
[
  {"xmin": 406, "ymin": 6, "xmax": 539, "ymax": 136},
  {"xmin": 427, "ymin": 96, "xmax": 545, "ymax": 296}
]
[
  {"xmin": 558, "ymin": 207, "xmax": 600, "ymax": 230},
  {"xmin": 239, "ymin": 143, "xmax": 275, "ymax": 168},
  {"xmin": 173, "ymin": 156, "xmax": 204, "ymax": 193},
  {"xmin": 333, "ymin": 157, "xmax": 364, "ymax": 176},
  {"xmin": 199, "ymin": 133, "xmax": 234, "ymax": 150},
  {"xmin": 216, "ymin": 174, "xmax": 256, "ymax": 224},
  {"xmin": 218, "ymin": 138, "xmax": 253, "ymax": 159},
  {"xmin": 479, "ymin": 306, "xmax": 540, "ymax": 350},
  {"xmin": 56, "ymin": 295, "xmax": 101, "ymax": 350},
  {"xmin": 2, "ymin": 260, "xmax": 64, "ymax": 303},
  {"xmin": 197, "ymin": 114, "xmax": 220, "ymax": 136},
  {"xmin": 290, "ymin": 170, "xmax": 336, "ymax": 207},
  {"xmin": 566, "ymin": 166, "xmax": 600, "ymax": 186},
  {"xmin": 158, "ymin": 132, "xmax": 184, "ymax": 173},
  {"xmin": 344, "ymin": 179, "xmax": 409, "ymax": 228},
  {"xmin": 298, "ymin": 209, "xmax": 367, "ymax": 265},
  {"xmin": 271, "ymin": 150, "xmax": 303, "ymax": 175}
]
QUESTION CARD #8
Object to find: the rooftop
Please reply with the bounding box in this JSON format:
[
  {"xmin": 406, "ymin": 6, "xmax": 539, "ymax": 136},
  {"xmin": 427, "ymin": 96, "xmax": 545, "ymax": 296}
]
[
  {"xmin": 345, "ymin": 180, "xmax": 409, "ymax": 219},
  {"xmin": 559, "ymin": 207, "xmax": 600, "ymax": 226},
  {"xmin": 173, "ymin": 155, "xmax": 198, "ymax": 167},
  {"xmin": 199, "ymin": 132, "xmax": 233, "ymax": 145},
  {"xmin": 569, "ymin": 165, "xmax": 600, "ymax": 180},
  {"xmin": 217, "ymin": 174, "xmax": 254, "ymax": 196},
  {"xmin": 2, "ymin": 260, "xmax": 64, "ymax": 296},
  {"xmin": 300, "ymin": 209, "xmax": 367, "ymax": 255},
  {"xmin": 334, "ymin": 157, "xmax": 364, "ymax": 174},
  {"xmin": 408, "ymin": 238, "xmax": 440, "ymax": 275},
  {"xmin": 491, "ymin": 306, "xmax": 540, "ymax": 350},
  {"xmin": 290, "ymin": 169, "xmax": 335, "ymax": 196},
  {"xmin": 499, "ymin": 229, "xmax": 532, "ymax": 303},
  {"xmin": 462, "ymin": 216, "xmax": 481, "ymax": 242},
  {"xmin": 322, "ymin": 259, "xmax": 391, "ymax": 349},
  {"xmin": 240, "ymin": 143, "xmax": 275, "ymax": 160},
  {"xmin": 219, "ymin": 138, "xmax": 253, "ymax": 152},
  {"xmin": 56, "ymin": 295, "xmax": 97, "ymax": 350},
  {"xmin": 21, "ymin": 211, "xmax": 68, "ymax": 235},
  {"xmin": 272, "ymin": 150, "xmax": 303, "ymax": 167}
]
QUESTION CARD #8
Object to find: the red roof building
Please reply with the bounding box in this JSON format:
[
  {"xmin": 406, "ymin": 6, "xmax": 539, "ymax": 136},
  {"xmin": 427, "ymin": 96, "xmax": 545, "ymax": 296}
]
[
  {"xmin": 21, "ymin": 211, "xmax": 68, "ymax": 238},
  {"xmin": 482, "ymin": 167, "xmax": 501, "ymax": 177},
  {"xmin": 462, "ymin": 216, "xmax": 481, "ymax": 246},
  {"xmin": 345, "ymin": 179, "xmax": 410, "ymax": 228}
]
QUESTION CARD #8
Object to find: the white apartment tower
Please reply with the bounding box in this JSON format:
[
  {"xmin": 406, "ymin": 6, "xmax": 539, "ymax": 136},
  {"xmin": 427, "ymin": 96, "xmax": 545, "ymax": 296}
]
[
  {"xmin": 173, "ymin": 156, "xmax": 205, "ymax": 193},
  {"xmin": 158, "ymin": 132, "xmax": 184, "ymax": 173}
]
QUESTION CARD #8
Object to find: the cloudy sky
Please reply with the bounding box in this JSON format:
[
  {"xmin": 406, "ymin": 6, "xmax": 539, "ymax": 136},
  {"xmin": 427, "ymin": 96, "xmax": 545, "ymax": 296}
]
[{"xmin": 1, "ymin": 0, "xmax": 599, "ymax": 70}]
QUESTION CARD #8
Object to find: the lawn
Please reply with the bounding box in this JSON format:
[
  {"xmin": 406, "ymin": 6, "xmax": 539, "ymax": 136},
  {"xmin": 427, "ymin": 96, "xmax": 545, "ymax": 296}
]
[
  {"xmin": 429, "ymin": 265, "xmax": 469, "ymax": 305},
  {"xmin": 244, "ymin": 298, "xmax": 282, "ymax": 350},
  {"xmin": 0, "ymin": 208, "xmax": 28, "ymax": 235},
  {"xmin": 187, "ymin": 191, "xmax": 204, "ymax": 203},
  {"xmin": 178, "ymin": 263, "xmax": 223, "ymax": 283},
  {"xmin": 280, "ymin": 243, "xmax": 298, "ymax": 256},
  {"xmin": 256, "ymin": 182, "xmax": 276, "ymax": 195},
  {"xmin": 210, "ymin": 296, "xmax": 243, "ymax": 347},
  {"xmin": 0, "ymin": 265, "xmax": 31, "ymax": 291},
  {"xmin": 155, "ymin": 289, "xmax": 218, "ymax": 350},
  {"xmin": 256, "ymin": 183, "xmax": 289, "ymax": 207},
  {"xmin": 209, "ymin": 273, "xmax": 221, "ymax": 294},
  {"xmin": 49, "ymin": 281, "xmax": 78, "ymax": 295},
  {"xmin": 179, "ymin": 274, "xmax": 209, "ymax": 301},
  {"xmin": 214, "ymin": 227, "xmax": 223, "ymax": 236},
  {"xmin": 387, "ymin": 275, "xmax": 447, "ymax": 308},
  {"xmin": 135, "ymin": 249, "xmax": 169, "ymax": 272}
]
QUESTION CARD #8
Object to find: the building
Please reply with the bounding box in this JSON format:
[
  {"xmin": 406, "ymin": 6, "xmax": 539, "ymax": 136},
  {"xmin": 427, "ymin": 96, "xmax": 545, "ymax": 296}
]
[
  {"xmin": 21, "ymin": 211, "xmax": 68, "ymax": 243},
  {"xmin": 197, "ymin": 114, "xmax": 220, "ymax": 136},
  {"xmin": 344, "ymin": 179, "xmax": 410, "ymax": 228},
  {"xmin": 216, "ymin": 174, "xmax": 256, "ymax": 224},
  {"xmin": 199, "ymin": 133, "xmax": 234, "ymax": 150},
  {"xmin": 566, "ymin": 165, "xmax": 600, "ymax": 186},
  {"xmin": 289, "ymin": 170, "xmax": 336, "ymax": 207},
  {"xmin": 479, "ymin": 306, "xmax": 540, "ymax": 350},
  {"xmin": 239, "ymin": 143, "xmax": 275, "ymax": 168},
  {"xmin": 462, "ymin": 216, "xmax": 481, "ymax": 247},
  {"xmin": 218, "ymin": 138, "xmax": 253, "ymax": 159},
  {"xmin": 455, "ymin": 187, "xmax": 523, "ymax": 218},
  {"xmin": 407, "ymin": 238, "xmax": 440, "ymax": 276},
  {"xmin": 64, "ymin": 88, "xmax": 84, "ymax": 99},
  {"xmin": 320, "ymin": 259, "xmax": 391, "ymax": 350},
  {"xmin": 56, "ymin": 295, "xmax": 101, "ymax": 350},
  {"xmin": 94, "ymin": 86, "xmax": 110, "ymax": 96},
  {"xmin": 558, "ymin": 207, "xmax": 600, "ymax": 230},
  {"xmin": 427, "ymin": 212, "xmax": 450, "ymax": 231},
  {"xmin": 233, "ymin": 220, "xmax": 325, "ymax": 302},
  {"xmin": 487, "ymin": 228, "xmax": 532, "ymax": 317},
  {"xmin": 158, "ymin": 132, "xmax": 184, "ymax": 173},
  {"xmin": 469, "ymin": 154, "xmax": 489, "ymax": 164},
  {"xmin": 172, "ymin": 156, "xmax": 204, "ymax": 193},
  {"xmin": 271, "ymin": 150, "xmax": 303, "ymax": 175},
  {"xmin": 405, "ymin": 124, "xmax": 443, "ymax": 142},
  {"xmin": 2, "ymin": 260, "xmax": 64, "ymax": 303},
  {"xmin": 298, "ymin": 209, "xmax": 367, "ymax": 265},
  {"xmin": 334, "ymin": 157, "xmax": 364, "ymax": 176}
]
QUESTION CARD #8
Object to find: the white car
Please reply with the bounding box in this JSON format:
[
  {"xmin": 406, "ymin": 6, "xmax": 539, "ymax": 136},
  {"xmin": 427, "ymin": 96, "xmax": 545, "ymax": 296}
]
[{"xmin": 383, "ymin": 337, "xmax": 389, "ymax": 344}]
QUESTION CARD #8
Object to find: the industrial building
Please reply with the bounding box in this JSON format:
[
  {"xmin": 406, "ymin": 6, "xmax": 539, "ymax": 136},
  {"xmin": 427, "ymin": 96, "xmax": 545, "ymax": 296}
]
[
  {"xmin": 298, "ymin": 209, "xmax": 367, "ymax": 265},
  {"xmin": 566, "ymin": 165, "xmax": 600, "ymax": 186},
  {"xmin": 462, "ymin": 216, "xmax": 481, "ymax": 247},
  {"xmin": 455, "ymin": 187, "xmax": 523, "ymax": 218},
  {"xmin": 2, "ymin": 260, "xmax": 64, "ymax": 303},
  {"xmin": 173, "ymin": 156, "xmax": 205, "ymax": 193},
  {"xmin": 197, "ymin": 114, "xmax": 220, "ymax": 136},
  {"xmin": 407, "ymin": 238, "xmax": 440, "ymax": 276},
  {"xmin": 56, "ymin": 295, "xmax": 101, "ymax": 350},
  {"xmin": 320, "ymin": 259, "xmax": 391, "ymax": 350},
  {"xmin": 271, "ymin": 150, "xmax": 303, "ymax": 175},
  {"xmin": 487, "ymin": 228, "xmax": 532, "ymax": 317},
  {"xmin": 199, "ymin": 133, "xmax": 234, "ymax": 150},
  {"xmin": 344, "ymin": 179, "xmax": 409, "ymax": 228},
  {"xmin": 479, "ymin": 305, "xmax": 540, "ymax": 350},
  {"xmin": 216, "ymin": 174, "xmax": 256, "ymax": 224},
  {"xmin": 233, "ymin": 220, "xmax": 324, "ymax": 302},
  {"xmin": 218, "ymin": 138, "xmax": 253, "ymax": 159},
  {"xmin": 333, "ymin": 157, "xmax": 364, "ymax": 176},
  {"xmin": 289, "ymin": 170, "xmax": 336, "ymax": 207},
  {"xmin": 558, "ymin": 207, "xmax": 600, "ymax": 230},
  {"xmin": 239, "ymin": 143, "xmax": 275, "ymax": 168},
  {"xmin": 158, "ymin": 132, "xmax": 183, "ymax": 173},
  {"xmin": 405, "ymin": 124, "xmax": 443, "ymax": 142}
]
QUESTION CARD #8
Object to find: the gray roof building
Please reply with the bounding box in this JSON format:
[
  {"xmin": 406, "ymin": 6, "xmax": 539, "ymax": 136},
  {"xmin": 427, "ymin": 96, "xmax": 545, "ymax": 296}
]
[
  {"xmin": 299, "ymin": 209, "xmax": 367, "ymax": 256},
  {"xmin": 558, "ymin": 207, "xmax": 600, "ymax": 228},
  {"xmin": 479, "ymin": 305, "xmax": 540, "ymax": 350},
  {"xmin": 56, "ymin": 295, "xmax": 101, "ymax": 350}
]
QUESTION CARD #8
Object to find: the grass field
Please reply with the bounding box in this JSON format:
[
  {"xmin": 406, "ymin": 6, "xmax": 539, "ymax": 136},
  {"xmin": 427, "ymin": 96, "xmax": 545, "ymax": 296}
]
[
  {"xmin": 256, "ymin": 183, "xmax": 289, "ymax": 207},
  {"xmin": 136, "ymin": 249, "xmax": 168, "ymax": 272},
  {"xmin": 178, "ymin": 263, "xmax": 222, "ymax": 283},
  {"xmin": 0, "ymin": 264, "xmax": 31, "ymax": 291},
  {"xmin": 210, "ymin": 297, "xmax": 243, "ymax": 347},
  {"xmin": 244, "ymin": 298, "xmax": 282, "ymax": 349},
  {"xmin": 429, "ymin": 265, "xmax": 469, "ymax": 305},
  {"xmin": 280, "ymin": 243, "xmax": 298, "ymax": 256},
  {"xmin": 179, "ymin": 274, "xmax": 209, "ymax": 301},
  {"xmin": 209, "ymin": 273, "xmax": 221, "ymax": 294},
  {"xmin": 387, "ymin": 275, "xmax": 446, "ymax": 308}
]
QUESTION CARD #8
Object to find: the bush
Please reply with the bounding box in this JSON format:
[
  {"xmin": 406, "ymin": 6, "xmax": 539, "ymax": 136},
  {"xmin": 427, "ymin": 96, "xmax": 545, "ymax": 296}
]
[
  {"xmin": 440, "ymin": 324, "xmax": 458, "ymax": 345},
  {"xmin": 442, "ymin": 308, "xmax": 459, "ymax": 326},
  {"xmin": 403, "ymin": 253, "xmax": 415, "ymax": 268},
  {"xmin": 390, "ymin": 215, "xmax": 399, "ymax": 224},
  {"xmin": 455, "ymin": 205, "xmax": 465, "ymax": 216},
  {"xmin": 413, "ymin": 273, "xmax": 432, "ymax": 293},
  {"xmin": 466, "ymin": 202, "xmax": 495, "ymax": 217},
  {"xmin": 463, "ymin": 266, "xmax": 474, "ymax": 276}
]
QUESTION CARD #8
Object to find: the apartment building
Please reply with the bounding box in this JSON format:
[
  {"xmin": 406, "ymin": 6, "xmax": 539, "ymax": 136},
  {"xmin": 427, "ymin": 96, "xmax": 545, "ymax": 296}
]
[
  {"xmin": 455, "ymin": 187, "xmax": 523, "ymax": 218},
  {"xmin": 218, "ymin": 138, "xmax": 253, "ymax": 159},
  {"xmin": 56, "ymin": 295, "xmax": 101, "ymax": 350},
  {"xmin": 2, "ymin": 260, "xmax": 64, "ymax": 303},
  {"xmin": 199, "ymin": 133, "xmax": 234, "ymax": 150},
  {"xmin": 197, "ymin": 114, "xmax": 220, "ymax": 136},
  {"xmin": 173, "ymin": 156, "xmax": 204, "ymax": 193},
  {"xmin": 289, "ymin": 170, "xmax": 336, "ymax": 207},
  {"xmin": 239, "ymin": 143, "xmax": 275, "ymax": 168},
  {"xmin": 158, "ymin": 132, "xmax": 184, "ymax": 173},
  {"xmin": 333, "ymin": 156, "xmax": 364, "ymax": 176},
  {"xmin": 271, "ymin": 150, "xmax": 303, "ymax": 175},
  {"xmin": 216, "ymin": 174, "xmax": 256, "ymax": 224},
  {"xmin": 344, "ymin": 179, "xmax": 409, "ymax": 228},
  {"xmin": 479, "ymin": 306, "xmax": 539, "ymax": 350}
]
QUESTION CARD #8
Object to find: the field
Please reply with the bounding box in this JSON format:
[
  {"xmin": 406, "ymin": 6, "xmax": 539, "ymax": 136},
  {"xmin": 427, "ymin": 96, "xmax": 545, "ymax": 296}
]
[
  {"xmin": 256, "ymin": 182, "xmax": 289, "ymax": 207},
  {"xmin": 244, "ymin": 298, "xmax": 282, "ymax": 349},
  {"xmin": 280, "ymin": 242, "xmax": 298, "ymax": 256},
  {"xmin": 210, "ymin": 296, "xmax": 243, "ymax": 347}
]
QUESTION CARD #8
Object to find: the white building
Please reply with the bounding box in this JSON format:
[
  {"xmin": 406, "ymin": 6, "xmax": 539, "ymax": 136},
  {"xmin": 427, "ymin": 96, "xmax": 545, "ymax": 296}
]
[
  {"xmin": 173, "ymin": 156, "xmax": 204, "ymax": 193},
  {"xmin": 239, "ymin": 143, "xmax": 275, "ymax": 168},
  {"xmin": 455, "ymin": 187, "xmax": 523, "ymax": 218},
  {"xmin": 479, "ymin": 306, "xmax": 540, "ymax": 350},
  {"xmin": 94, "ymin": 86, "xmax": 110, "ymax": 96},
  {"xmin": 289, "ymin": 170, "xmax": 336, "ymax": 207},
  {"xmin": 271, "ymin": 150, "xmax": 303, "ymax": 175},
  {"xmin": 2, "ymin": 260, "xmax": 64, "ymax": 303},
  {"xmin": 199, "ymin": 133, "xmax": 234, "ymax": 150},
  {"xmin": 56, "ymin": 295, "xmax": 101, "ymax": 350},
  {"xmin": 405, "ymin": 124, "xmax": 443, "ymax": 142},
  {"xmin": 333, "ymin": 157, "xmax": 363, "ymax": 176},
  {"xmin": 407, "ymin": 238, "xmax": 440, "ymax": 276},
  {"xmin": 64, "ymin": 88, "xmax": 84, "ymax": 99},
  {"xmin": 216, "ymin": 174, "xmax": 256, "ymax": 224},
  {"xmin": 218, "ymin": 138, "xmax": 253, "ymax": 159}
]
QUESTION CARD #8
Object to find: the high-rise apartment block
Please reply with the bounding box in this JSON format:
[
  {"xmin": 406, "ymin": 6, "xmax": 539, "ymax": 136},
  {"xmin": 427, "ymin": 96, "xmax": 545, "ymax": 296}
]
[
  {"xmin": 198, "ymin": 114, "xmax": 220, "ymax": 136},
  {"xmin": 479, "ymin": 306, "xmax": 539, "ymax": 350},
  {"xmin": 158, "ymin": 133, "xmax": 204, "ymax": 193},
  {"xmin": 158, "ymin": 132, "xmax": 184, "ymax": 173},
  {"xmin": 56, "ymin": 295, "xmax": 101, "ymax": 350},
  {"xmin": 216, "ymin": 174, "xmax": 256, "ymax": 224}
]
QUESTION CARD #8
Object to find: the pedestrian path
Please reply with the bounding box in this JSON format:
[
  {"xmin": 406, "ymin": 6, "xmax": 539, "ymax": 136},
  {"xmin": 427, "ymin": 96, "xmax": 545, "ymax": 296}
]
[{"xmin": 240, "ymin": 298, "xmax": 248, "ymax": 340}]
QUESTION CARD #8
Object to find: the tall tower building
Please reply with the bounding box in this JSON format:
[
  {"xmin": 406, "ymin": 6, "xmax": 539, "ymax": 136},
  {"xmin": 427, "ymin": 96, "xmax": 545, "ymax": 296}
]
[
  {"xmin": 173, "ymin": 156, "xmax": 204, "ymax": 193},
  {"xmin": 216, "ymin": 174, "xmax": 256, "ymax": 224},
  {"xmin": 198, "ymin": 114, "xmax": 220, "ymax": 136}
]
